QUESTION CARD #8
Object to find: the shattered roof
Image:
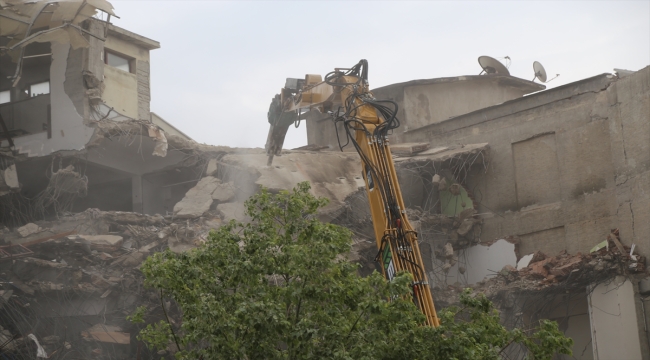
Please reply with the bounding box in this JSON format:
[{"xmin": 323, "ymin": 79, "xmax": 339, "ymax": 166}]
[
  {"xmin": 0, "ymin": 0, "xmax": 115, "ymax": 82},
  {"xmin": 0, "ymin": 0, "xmax": 115, "ymax": 48}
]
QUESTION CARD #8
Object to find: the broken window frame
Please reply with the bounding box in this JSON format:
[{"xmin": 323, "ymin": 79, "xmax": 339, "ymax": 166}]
[{"xmin": 103, "ymin": 49, "xmax": 134, "ymax": 74}]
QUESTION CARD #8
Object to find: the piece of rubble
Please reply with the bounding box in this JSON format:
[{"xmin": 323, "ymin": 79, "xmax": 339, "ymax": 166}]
[
  {"xmin": 204, "ymin": 217, "xmax": 222, "ymax": 230},
  {"xmin": 456, "ymin": 218, "xmax": 476, "ymax": 236},
  {"xmin": 548, "ymin": 255, "xmax": 583, "ymax": 279},
  {"xmin": 2, "ymin": 164, "xmax": 19, "ymax": 190},
  {"xmin": 111, "ymin": 251, "xmax": 145, "ymax": 268},
  {"xmin": 444, "ymin": 243, "xmax": 454, "ymax": 258},
  {"xmin": 81, "ymin": 324, "xmax": 130, "ymax": 345},
  {"xmin": 211, "ymin": 181, "xmax": 236, "ymax": 203},
  {"xmin": 607, "ymin": 229, "xmax": 626, "ymax": 255},
  {"xmin": 528, "ymin": 251, "xmax": 547, "ymax": 264},
  {"xmin": 390, "ymin": 142, "xmax": 430, "ymax": 156},
  {"xmin": 528, "ymin": 257, "xmax": 555, "ymax": 278},
  {"xmin": 217, "ymin": 202, "xmax": 247, "ymax": 222},
  {"xmin": 73, "ymin": 235, "xmax": 123, "ymax": 252},
  {"xmin": 168, "ymin": 237, "xmax": 195, "ymax": 253},
  {"xmin": 206, "ymin": 158, "xmax": 218, "ymax": 176},
  {"xmin": 173, "ymin": 176, "xmax": 221, "ymax": 218},
  {"xmin": 17, "ymin": 223, "xmax": 43, "ymax": 237}
]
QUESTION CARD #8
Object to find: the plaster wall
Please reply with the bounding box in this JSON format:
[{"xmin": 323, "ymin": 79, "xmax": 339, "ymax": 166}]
[
  {"xmin": 104, "ymin": 35, "xmax": 150, "ymax": 62},
  {"xmin": 103, "ymin": 33, "xmax": 152, "ymax": 121},
  {"xmin": 402, "ymin": 67, "xmax": 650, "ymax": 258},
  {"xmin": 102, "ymin": 65, "xmax": 138, "ymax": 118},
  {"xmin": 589, "ymin": 277, "xmax": 643, "ymax": 360}
]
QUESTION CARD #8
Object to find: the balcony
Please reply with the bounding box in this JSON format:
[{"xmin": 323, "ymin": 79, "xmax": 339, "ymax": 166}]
[{"xmin": 0, "ymin": 94, "xmax": 51, "ymax": 141}]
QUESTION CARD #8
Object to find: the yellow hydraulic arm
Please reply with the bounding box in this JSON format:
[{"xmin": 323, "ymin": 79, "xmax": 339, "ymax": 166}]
[{"xmin": 266, "ymin": 60, "xmax": 439, "ymax": 327}]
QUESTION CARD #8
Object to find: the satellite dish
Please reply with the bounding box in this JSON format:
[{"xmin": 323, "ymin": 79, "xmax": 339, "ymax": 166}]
[
  {"xmin": 478, "ymin": 56, "xmax": 510, "ymax": 75},
  {"xmin": 533, "ymin": 61, "xmax": 547, "ymax": 82}
]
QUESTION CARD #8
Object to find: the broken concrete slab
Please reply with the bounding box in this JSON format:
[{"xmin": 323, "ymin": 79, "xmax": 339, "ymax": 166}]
[
  {"xmin": 211, "ymin": 181, "xmax": 236, "ymax": 203},
  {"xmin": 12, "ymin": 257, "xmax": 80, "ymax": 286},
  {"xmin": 206, "ymin": 158, "xmax": 218, "ymax": 176},
  {"xmin": 217, "ymin": 202, "xmax": 247, "ymax": 222},
  {"xmin": 111, "ymin": 251, "xmax": 145, "ymax": 268},
  {"xmin": 393, "ymin": 143, "xmax": 489, "ymax": 163},
  {"xmin": 173, "ymin": 176, "xmax": 220, "ymax": 218},
  {"xmin": 81, "ymin": 324, "xmax": 130, "ymax": 344},
  {"xmin": 72, "ymin": 235, "xmax": 124, "ymax": 252},
  {"xmin": 390, "ymin": 142, "xmax": 430, "ymax": 156}
]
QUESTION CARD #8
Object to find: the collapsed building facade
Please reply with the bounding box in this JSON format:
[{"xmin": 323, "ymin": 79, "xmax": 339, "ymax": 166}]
[{"xmin": 0, "ymin": 1, "xmax": 649, "ymax": 359}]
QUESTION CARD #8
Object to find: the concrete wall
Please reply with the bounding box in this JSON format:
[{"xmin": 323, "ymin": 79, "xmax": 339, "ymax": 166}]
[
  {"xmin": 401, "ymin": 67, "xmax": 650, "ymax": 259},
  {"xmin": 306, "ymin": 75, "xmax": 543, "ymax": 149},
  {"xmin": 103, "ymin": 28, "xmax": 154, "ymax": 121},
  {"xmin": 103, "ymin": 65, "xmax": 138, "ymax": 118}
]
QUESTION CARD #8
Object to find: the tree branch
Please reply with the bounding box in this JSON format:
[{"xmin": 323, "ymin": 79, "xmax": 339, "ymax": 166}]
[{"xmin": 160, "ymin": 290, "xmax": 182, "ymax": 352}]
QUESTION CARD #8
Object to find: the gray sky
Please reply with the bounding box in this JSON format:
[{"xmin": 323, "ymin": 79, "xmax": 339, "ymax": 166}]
[{"xmin": 110, "ymin": 1, "xmax": 650, "ymax": 149}]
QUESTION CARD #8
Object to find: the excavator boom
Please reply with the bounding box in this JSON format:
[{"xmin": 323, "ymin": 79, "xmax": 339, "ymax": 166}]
[{"xmin": 266, "ymin": 60, "xmax": 439, "ymax": 327}]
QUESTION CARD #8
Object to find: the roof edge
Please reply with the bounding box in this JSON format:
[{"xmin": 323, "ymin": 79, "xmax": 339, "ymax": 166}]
[
  {"xmin": 107, "ymin": 24, "xmax": 160, "ymax": 50},
  {"xmin": 373, "ymin": 74, "xmax": 545, "ymax": 94}
]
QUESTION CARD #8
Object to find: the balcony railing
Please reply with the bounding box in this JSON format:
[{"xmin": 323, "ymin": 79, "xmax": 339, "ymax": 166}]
[{"xmin": 0, "ymin": 94, "xmax": 51, "ymax": 141}]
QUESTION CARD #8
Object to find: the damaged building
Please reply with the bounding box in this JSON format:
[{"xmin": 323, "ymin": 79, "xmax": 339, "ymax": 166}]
[
  {"xmin": 306, "ymin": 63, "xmax": 650, "ymax": 359},
  {"xmin": 0, "ymin": 0, "xmax": 649, "ymax": 359}
]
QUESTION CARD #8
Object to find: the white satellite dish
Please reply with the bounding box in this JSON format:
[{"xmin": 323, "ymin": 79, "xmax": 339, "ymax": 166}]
[
  {"xmin": 533, "ymin": 61, "xmax": 547, "ymax": 82},
  {"xmin": 478, "ymin": 56, "xmax": 510, "ymax": 75},
  {"xmin": 532, "ymin": 61, "xmax": 559, "ymax": 83}
]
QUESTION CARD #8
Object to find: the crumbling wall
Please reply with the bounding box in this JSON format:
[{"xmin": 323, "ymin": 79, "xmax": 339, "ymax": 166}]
[
  {"xmin": 609, "ymin": 67, "xmax": 650, "ymax": 258},
  {"xmin": 13, "ymin": 43, "xmax": 94, "ymax": 157},
  {"xmin": 402, "ymin": 67, "xmax": 650, "ymax": 260}
]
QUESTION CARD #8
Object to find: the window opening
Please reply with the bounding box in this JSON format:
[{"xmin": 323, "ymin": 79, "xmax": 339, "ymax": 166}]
[
  {"xmin": 104, "ymin": 50, "xmax": 132, "ymax": 73},
  {"xmin": 0, "ymin": 90, "xmax": 9, "ymax": 104},
  {"xmin": 29, "ymin": 81, "xmax": 50, "ymax": 97}
]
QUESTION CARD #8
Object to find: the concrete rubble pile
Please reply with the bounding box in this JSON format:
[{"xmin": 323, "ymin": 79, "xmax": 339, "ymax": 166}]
[
  {"xmin": 431, "ymin": 229, "xmax": 645, "ymax": 308},
  {"xmin": 0, "ymin": 207, "xmax": 234, "ymax": 358},
  {"xmin": 0, "ymin": 145, "xmax": 382, "ymax": 358}
]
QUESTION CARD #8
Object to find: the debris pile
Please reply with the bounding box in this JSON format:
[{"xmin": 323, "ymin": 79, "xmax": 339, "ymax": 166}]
[
  {"xmin": 431, "ymin": 229, "xmax": 645, "ymax": 308},
  {"xmin": 501, "ymin": 229, "xmax": 644, "ymax": 288},
  {"xmin": 0, "ymin": 209, "xmax": 221, "ymax": 359}
]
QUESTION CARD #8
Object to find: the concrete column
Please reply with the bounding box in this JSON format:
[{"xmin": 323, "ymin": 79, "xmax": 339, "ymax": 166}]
[
  {"xmin": 588, "ymin": 277, "xmax": 643, "ymax": 359},
  {"xmin": 132, "ymin": 175, "xmax": 143, "ymax": 213}
]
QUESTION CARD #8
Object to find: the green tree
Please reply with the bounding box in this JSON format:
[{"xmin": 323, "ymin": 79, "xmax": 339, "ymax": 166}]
[{"xmin": 131, "ymin": 182, "xmax": 572, "ymax": 359}]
